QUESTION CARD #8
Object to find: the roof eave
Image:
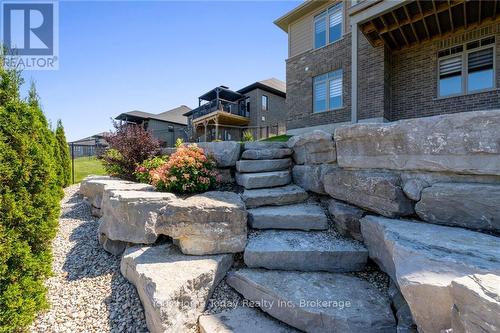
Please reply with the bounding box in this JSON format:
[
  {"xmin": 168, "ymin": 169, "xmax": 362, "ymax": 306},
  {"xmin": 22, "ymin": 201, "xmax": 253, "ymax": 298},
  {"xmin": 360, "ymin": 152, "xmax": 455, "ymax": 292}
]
[{"xmin": 274, "ymin": 0, "xmax": 329, "ymax": 33}]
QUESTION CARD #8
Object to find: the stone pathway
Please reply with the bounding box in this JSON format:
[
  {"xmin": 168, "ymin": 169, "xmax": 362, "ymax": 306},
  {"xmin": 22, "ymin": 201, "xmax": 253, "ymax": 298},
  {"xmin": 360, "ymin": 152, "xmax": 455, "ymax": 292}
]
[{"xmin": 30, "ymin": 185, "xmax": 148, "ymax": 333}]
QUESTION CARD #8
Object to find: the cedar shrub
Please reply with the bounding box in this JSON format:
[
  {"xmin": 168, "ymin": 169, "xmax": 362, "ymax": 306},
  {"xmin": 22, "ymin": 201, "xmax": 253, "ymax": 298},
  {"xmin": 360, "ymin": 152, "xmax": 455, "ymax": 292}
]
[{"xmin": 0, "ymin": 63, "xmax": 62, "ymax": 332}]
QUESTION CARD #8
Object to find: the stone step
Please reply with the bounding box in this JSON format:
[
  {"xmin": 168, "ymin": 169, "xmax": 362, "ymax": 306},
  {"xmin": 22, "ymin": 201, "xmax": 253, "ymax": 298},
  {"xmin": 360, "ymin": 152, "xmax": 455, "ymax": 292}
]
[
  {"xmin": 236, "ymin": 171, "xmax": 291, "ymax": 189},
  {"xmin": 236, "ymin": 158, "xmax": 291, "ymax": 173},
  {"xmin": 242, "ymin": 185, "xmax": 308, "ymax": 208},
  {"xmin": 241, "ymin": 148, "xmax": 292, "ymax": 160},
  {"xmin": 199, "ymin": 307, "xmax": 301, "ymax": 333},
  {"xmin": 244, "ymin": 230, "xmax": 367, "ymax": 272},
  {"xmin": 226, "ymin": 269, "xmax": 396, "ymax": 333},
  {"xmin": 248, "ymin": 203, "xmax": 328, "ymax": 231},
  {"xmin": 121, "ymin": 244, "xmax": 233, "ymax": 333},
  {"xmin": 244, "ymin": 141, "xmax": 288, "ymax": 150}
]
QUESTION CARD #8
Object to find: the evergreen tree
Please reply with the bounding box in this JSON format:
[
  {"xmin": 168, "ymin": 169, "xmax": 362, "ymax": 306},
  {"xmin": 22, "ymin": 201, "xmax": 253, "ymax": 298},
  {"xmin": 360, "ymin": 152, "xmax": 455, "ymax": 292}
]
[
  {"xmin": 55, "ymin": 120, "xmax": 72, "ymax": 187},
  {"xmin": 0, "ymin": 59, "xmax": 61, "ymax": 332}
]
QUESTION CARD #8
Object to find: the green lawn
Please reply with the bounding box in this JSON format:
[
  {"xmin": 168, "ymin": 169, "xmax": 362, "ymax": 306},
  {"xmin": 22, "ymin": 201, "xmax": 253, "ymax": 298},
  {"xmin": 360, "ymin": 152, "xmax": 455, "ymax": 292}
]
[
  {"xmin": 71, "ymin": 156, "xmax": 107, "ymax": 184},
  {"xmin": 262, "ymin": 134, "xmax": 292, "ymax": 142}
]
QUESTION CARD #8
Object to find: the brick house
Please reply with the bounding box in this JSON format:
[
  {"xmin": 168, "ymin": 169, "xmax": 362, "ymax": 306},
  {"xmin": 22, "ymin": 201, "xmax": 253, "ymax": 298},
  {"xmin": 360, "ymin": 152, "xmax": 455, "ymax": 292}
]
[
  {"xmin": 115, "ymin": 105, "xmax": 190, "ymax": 147},
  {"xmin": 275, "ymin": 0, "xmax": 500, "ymax": 135},
  {"xmin": 184, "ymin": 78, "xmax": 287, "ymax": 142}
]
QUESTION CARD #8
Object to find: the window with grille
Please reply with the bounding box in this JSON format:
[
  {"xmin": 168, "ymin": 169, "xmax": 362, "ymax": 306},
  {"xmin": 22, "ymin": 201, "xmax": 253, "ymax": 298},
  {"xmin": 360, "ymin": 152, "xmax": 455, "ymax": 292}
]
[
  {"xmin": 314, "ymin": 2, "xmax": 343, "ymax": 49},
  {"xmin": 313, "ymin": 69, "xmax": 343, "ymax": 113},
  {"xmin": 438, "ymin": 36, "xmax": 495, "ymax": 97}
]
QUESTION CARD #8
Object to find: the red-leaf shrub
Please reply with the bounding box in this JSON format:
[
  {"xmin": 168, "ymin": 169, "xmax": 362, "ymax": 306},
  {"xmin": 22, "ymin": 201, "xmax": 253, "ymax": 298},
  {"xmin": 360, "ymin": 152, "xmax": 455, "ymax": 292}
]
[
  {"xmin": 149, "ymin": 145, "xmax": 219, "ymax": 193},
  {"xmin": 101, "ymin": 122, "xmax": 159, "ymax": 180}
]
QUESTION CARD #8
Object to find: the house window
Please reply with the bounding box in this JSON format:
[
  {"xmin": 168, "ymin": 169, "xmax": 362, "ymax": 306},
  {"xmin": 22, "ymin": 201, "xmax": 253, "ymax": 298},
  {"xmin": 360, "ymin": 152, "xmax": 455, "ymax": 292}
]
[
  {"xmin": 313, "ymin": 69, "xmax": 343, "ymax": 112},
  {"xmin": 438, "ymin": 37, "xmax": 495, "ymax": 97},
  {"xmin": 314, "ymin": 2, "xmax": 343, "ymax": 49},
  {"xmin": 261, "ymin": 95, "xmax": 269, "ymax": 111}
]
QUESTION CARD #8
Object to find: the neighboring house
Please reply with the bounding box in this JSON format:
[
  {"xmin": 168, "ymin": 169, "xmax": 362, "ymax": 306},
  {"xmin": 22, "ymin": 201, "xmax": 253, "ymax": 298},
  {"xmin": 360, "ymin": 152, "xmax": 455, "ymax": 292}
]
[
  {"xmin": 69, "ymin": 133, "xmax": 109, "ymax": 157},
  {"xmin": 275, "ymin": 0, "xmax": 500, "ymax": 135},
  {"xmin": 184, "ymin": 78, "xmax": 286, "ymax": 142},
  {"xmin": 115, "ymin": 105, "xmax": 190, "ymax": 147}
]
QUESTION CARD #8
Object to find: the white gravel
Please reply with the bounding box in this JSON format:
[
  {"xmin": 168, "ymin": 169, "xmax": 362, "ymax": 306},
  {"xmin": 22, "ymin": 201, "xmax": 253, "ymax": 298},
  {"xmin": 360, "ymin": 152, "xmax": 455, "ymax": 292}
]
[{"xmin": 30, "ymin": 185, "xmax": 148, "ymax": 333}]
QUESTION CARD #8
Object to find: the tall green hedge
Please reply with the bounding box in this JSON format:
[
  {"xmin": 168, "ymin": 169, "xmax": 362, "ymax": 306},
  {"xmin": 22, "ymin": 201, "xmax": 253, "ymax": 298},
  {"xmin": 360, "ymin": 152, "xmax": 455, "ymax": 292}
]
[
  {"xmin": 54, "ymin": 119, "xmax": 71, "ymax": 187},
  {"xmin": 0, "ymin": 64, "xmax": 62, "ymax": 332}
]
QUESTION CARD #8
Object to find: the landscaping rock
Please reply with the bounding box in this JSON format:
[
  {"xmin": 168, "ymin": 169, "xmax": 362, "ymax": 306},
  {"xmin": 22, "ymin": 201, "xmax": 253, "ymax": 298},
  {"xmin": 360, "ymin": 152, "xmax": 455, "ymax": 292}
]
[
  {"xmin": 196, "ymin": 141, "xmax": 242, "ymax": 167},
  {"xmin": 360, "ymin": 216, "xmax": 500, "ymax": 333},
  {"xmin": 287, "ymin": 130, "xmax": 336, "ymax": 165},
  {"xmin": 389, "ymin": 281, "xmax": 418, "ymax": 333},
  {"xmin": 157, "ymin": 191, "xmax": 247, "ymax": 255},
  {"xmin": 241, "ymin": 148, "xmax": 292, "ymax": 160},
  {"xmin": 335, "ymin": 110, "xmax": 500, "ymax": 175},
  {"xmin": 248, "ymin": 203, "xmax": 328, "ymax": 230},
  {"xmin": 292, "ymin": 164, "xmax": 337, "ymax": 194},
  {"xmin": 199, "ymin": 307, "xmax": 300, "ymax": 333},
  {"xmin": 227, "ymin": 269, "xmax": 396, "ymax": 333},
  {"xmin": 244, "ymin": 230, "xmax": 367, "ymax": 272},
  {"xmin": 236, "ymin": 171, "xmax": 291, "ymax": 189},
  {"xmin": 323, "ymin": 169, "xmax": 414, "ymax": 217},
  {"xmin": 241, "ymin": 185, "xmax": 308, "ymax": 208},
  {"xmin": 80, "ymin": 176, "xmax": 154, "ymax": 213},
  {"xmin": 236, "ymin": 158, "xmax": 291, "ymax": 173},
  {"xmin": 244, "ymin": 141, "xmax": 288, "ymax": 150},
  {"xmin": 99, "ymin": 190, "xmax": 176, "ymax": 244},
  {"xmin": 121, "ymin": 244, "xmax": 233, "ymax": 333},
  {"xmin": 216, "ymin": 168, "xmax": 233, "ymax": 183},
  {"xmin": 450, "ymin": 274, "xmax": 500, "ymax": 333},
  {"xmin": 415, "ymin": 182, "xmax": 500, "ymax": 232},
  {"xmin": 98, "ymin": 232, "xmax": 129, "ymax": 256},
  {"xmin": 325, "ymin": 198, "xmax": 364, "ymax": 241},
  {"xmin": 402, "ymin": 178, "xmax": 429, "ymax": 201}
]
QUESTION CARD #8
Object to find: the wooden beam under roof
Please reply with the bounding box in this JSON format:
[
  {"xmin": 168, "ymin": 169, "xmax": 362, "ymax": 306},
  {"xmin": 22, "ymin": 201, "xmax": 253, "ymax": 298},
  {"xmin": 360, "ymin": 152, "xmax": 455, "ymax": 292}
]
[{"xmin": 433, "ymin": 0, "xmax": 443, "ymax": 35}]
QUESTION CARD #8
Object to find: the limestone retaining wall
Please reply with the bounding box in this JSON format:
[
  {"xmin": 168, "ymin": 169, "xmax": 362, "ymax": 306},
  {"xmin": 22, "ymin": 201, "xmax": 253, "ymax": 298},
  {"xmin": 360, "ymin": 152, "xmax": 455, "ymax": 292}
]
[{"xmin": 290, "ymin": 110, "xmax": 500, "ymax": 234}]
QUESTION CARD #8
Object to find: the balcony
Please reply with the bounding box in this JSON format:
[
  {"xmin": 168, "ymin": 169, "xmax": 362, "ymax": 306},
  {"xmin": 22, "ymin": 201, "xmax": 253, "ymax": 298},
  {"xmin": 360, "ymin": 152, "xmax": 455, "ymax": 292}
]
[{"xmin": 190, "ymin": 86, "xmax": 250, "ymax": 127}]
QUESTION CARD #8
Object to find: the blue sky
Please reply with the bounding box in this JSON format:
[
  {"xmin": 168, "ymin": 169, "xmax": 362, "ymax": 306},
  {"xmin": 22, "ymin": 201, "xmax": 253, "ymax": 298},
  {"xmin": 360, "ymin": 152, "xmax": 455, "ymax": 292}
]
[{"xmin": 19, "ymin": 0, "xmax": 300, "ymax": 141}]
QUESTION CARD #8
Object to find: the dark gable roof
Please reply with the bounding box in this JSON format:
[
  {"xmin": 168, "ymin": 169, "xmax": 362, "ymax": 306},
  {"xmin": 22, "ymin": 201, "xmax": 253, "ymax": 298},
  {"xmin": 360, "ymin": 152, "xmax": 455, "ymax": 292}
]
[
  {"xmin": 115, "ymin": 105, "xmax": 191, "ymax": 126},
  {"xmin": 237, "ymin": 78, "xmax": 286, "ymax": 98}
]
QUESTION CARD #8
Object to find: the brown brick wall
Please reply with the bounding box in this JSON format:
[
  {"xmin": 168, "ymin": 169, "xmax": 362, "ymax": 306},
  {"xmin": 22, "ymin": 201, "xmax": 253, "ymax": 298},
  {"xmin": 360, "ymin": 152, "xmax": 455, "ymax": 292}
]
[
  {"xmin": 285, "ymin": 22, "xmax": 500, "ymax": 130},
  {"xmin": 286, "ymin": 31, "xmax": 387, "ymax": 130},
  {"xmin": 389, "ymin": 30, "xmax": 500, "ymax": 121}
]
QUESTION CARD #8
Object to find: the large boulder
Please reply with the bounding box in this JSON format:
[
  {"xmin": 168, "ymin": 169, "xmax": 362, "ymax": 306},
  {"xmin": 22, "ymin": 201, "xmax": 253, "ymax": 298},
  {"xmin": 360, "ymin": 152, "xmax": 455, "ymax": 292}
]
[
  {"xmin": 360, "ymin": 216, "xmax": 500, "ymax": 333},
  {"xmin": 227, "ymin": 269, "xmax": 396, "ymax": 333},
  {"xmin": 323, "ymin": 169, "xmax": 414, "ymax": 217},
  {"xmin": 241, "ymin": 185, "xmax": 308, "ymax": 208},
  {"xmin": 243, "ymin": 141, "xmax": 288, "ymax": 150},
  {"xmin": 236, "ymin": 158, "xmax": 291, "ymax": 173},
  {"xmin": 199, "ymin": 307, "xmax": 300, "ymax": 333},
  {"xmin": 195, "ymin": 141, "xmax": 241, "ymax": 167},
  {"xmin": 325, "ymin": 198, "xmax": 365, "ymax": 241},
  {"xmin": 157, "ymin": 191, "xmax": 247, "ymax": 255},
  {"xmin": 236, "ymin": 171, "xmax": 291, "ymax": 189},
  {"xmin": 98, "ymin": 190, "xmax": 176, "ymax": 244},
  {"xmin": 450, "ymin": 274, "xmax": 500, "ymax": 333},
  {"xmin": 287, "ymin": 130, "xmax": 336, "ymax": 165},
  {"xmin": 335, "ymin": 110, "xmax": 500, "ymax": 175},
  {"xmin": 121, "ymin": 244, "xmax": 233, "ymax": 333},
  {"xmin": 79, "ymin": 176, "xmax": 154, "ymax": 215},
  {"xmin": 415, "ymin": 182, "xmax": 500, "ymax": 233},
  {"xmin": 241, "ymin": 148, "xmax": 292, "ymax": 160},
  {"xmin": 292, "ymin": 164, "xmax": 337, "ymax": 194}
]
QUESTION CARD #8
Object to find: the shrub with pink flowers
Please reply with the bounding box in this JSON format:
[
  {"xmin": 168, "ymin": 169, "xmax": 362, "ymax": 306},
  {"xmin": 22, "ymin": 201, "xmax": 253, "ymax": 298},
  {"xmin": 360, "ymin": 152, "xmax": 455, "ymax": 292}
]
[
  {"xmin": 134, "ymin": 156, "xmax": 168, "ymax": 184},
  {"xmin": 149, "ymin": 145, "xmax": 219, "ymax": 193}
]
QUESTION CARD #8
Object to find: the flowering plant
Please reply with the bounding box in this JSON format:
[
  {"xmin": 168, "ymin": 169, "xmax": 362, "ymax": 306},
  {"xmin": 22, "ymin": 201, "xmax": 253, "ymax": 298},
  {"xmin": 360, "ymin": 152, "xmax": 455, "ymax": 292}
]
[
  {"xmin": 134, "ymin": 156, "xmax": 168, "ymax": 184},
  {"xmin": 149, "ymin": 145, "xmax": 219, "ymax": 193}
]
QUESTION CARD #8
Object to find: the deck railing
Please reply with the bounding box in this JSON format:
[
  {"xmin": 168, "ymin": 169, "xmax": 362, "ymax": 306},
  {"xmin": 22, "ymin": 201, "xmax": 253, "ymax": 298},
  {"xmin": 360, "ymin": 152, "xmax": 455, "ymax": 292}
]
[{"xmin": 191, "ymin": 99, "xmax": 248, "ymax": 120}]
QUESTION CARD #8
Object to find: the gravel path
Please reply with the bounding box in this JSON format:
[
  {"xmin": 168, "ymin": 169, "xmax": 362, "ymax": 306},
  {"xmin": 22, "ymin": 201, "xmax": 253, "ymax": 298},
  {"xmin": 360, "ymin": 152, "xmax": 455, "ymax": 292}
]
[{"xmin": 30, "ymin": 185, "xmax": 148, "ymax": 333}]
